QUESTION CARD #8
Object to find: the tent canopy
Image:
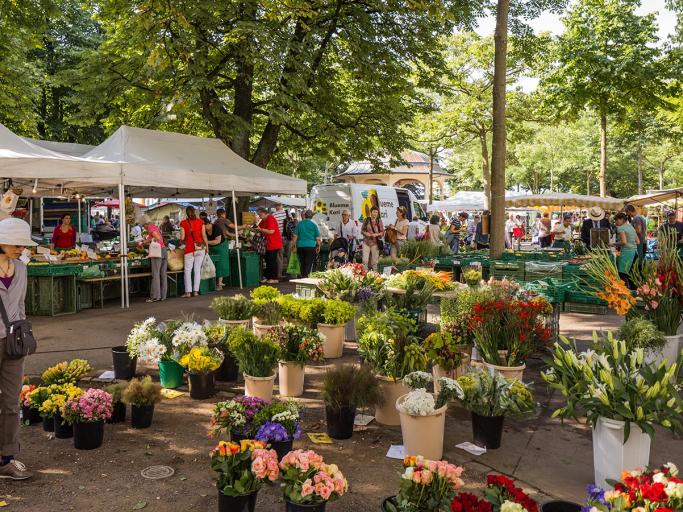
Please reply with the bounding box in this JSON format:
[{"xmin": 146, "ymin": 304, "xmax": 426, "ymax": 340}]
[
  {"xmin": 250, "ymin": 195, "xmax": 307, "ymax": 209},
  {"xmin": 428, "ymin": 190, "xmax": 525, "ymax": 212},
  {"xmin": 82, "ymin": 126, "xmax": 307, "ymax": 197},
  {"xmin": 626, "ymin": 189, "xmax": 683, "ymax": 207},
  {"xmin": 505, "ymin": 192, "xmax": 624, "ymax": 210}
]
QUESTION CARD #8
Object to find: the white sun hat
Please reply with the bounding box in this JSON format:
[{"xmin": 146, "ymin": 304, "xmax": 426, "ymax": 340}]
[
  {"xmin": 588, "ymin": 207, "xmax": 605, "ymax": 222},
  {"xmin": 0, "ymin": 218, "xmax": 37, "ymax": 246}
]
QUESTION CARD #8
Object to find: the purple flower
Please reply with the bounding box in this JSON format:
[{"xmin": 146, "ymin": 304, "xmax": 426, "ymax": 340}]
[
  {"xmin": 586, "ymin": 484, "xmax": 606, "ymax": 504},
  {"xmin": 255, "ymin": 421, "xmax": 289, "ymax": 442},
  {"xmin": 293, "ymin": 422, "xmax": 302, "ymax": 440},
  {"xmin": 357, "ymin": 286, "xmax": 374, "ymax": 302}
]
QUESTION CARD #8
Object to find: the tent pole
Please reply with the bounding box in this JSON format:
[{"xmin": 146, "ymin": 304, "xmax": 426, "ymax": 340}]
[
  {"xmin": 232, "ymin": 190, "xmax": 243, "ymax": 289},
  {"xmin": 77, "ymin": 197, "xmax": 82, "ymax": 241},
  {"xmin": 28, "ymin": 198, "xmax": 33, "ymax": 233},
  {"xmin": 118, "ymin": 180, "xmax": 130, "ymax": 308}
]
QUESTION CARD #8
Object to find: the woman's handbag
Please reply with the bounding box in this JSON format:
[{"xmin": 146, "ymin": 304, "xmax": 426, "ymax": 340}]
[
  {"xmin": 200, "ymin": 254, "xmax": 216, "ymax": 280},
  {"xmin": 0, "ymin": 296, "xmax": 37, "ymax": 359},
  {"xmin": 167, "ymin": 248, "xmax": 185, "ymax": 271},
  {"xmin": 385, "ymin": 226, "xmax": 398, "ymax": 245},
  {"xmin": 148, "ymin": 240, "xmax": 162, "ymax": 258}
]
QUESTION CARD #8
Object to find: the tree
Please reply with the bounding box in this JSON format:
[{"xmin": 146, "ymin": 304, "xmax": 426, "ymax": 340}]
[
  {"xmin": 541, "ymin": 0, "xmax": 668, "ymax": 197},
  {"xmin": 74, "ymin": 1, "xmax": 485, "ymax": 172}
]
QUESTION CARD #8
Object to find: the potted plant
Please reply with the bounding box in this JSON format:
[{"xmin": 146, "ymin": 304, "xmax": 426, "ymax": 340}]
[
  {"xmin": 126, "ymin": 317, "xmax": 184, "ymax": 388},
  {"xmin": 253, "ymin": 400, "xmax": 303, "ymax": 460},
  {"xmin": 386, "ymin": 271, "xmax": 441, "ymax": 325},
  {"xmin": 317, "ymin": 299, "xmax": 356, "ymax": 359},
  {"xmin": 210, "ymin": 395, "xmax": 269, "ymax": 441},
  {"xmin": 618, "ymin": 317, "xmax": 669, "ymax": 366},
  {"xmin": 469, "ymin": 293, "xmax": 552, "ymax": 380},
  {"xmin": 250, "ymin": 285, "xmax": 280, "ymax": 305},
  {"xmin": 41, "ymin": 359, "xmax": 92, "ymax": 385},
  {"xmin": 463, "ymin": 268, "xmax": 483, "ymax": 287},
  {"xmin": 440, "ymin": 287, "xmax": 496, "ymax": 359},
  {"xmin": 211, "ymin": 439, "xmax": 280, "ymax": 512},
  {"xmin": 228, "ymin": 327, "xmax": 281, "ymax": 400},
  {"xmin": 39, "ymin": 384, "xmax": 83, "ymax": 439},
  {"xmin": 62, "ymin": 388, "xmax": 114, "ymax": 450},
  {"xmin": 395, "ymin": 372, "xmax": 460, "ymax": 460},
  {"xmin": 296, "ymin": 298, "xmax": 326, "ymax": 328},
  {"xmin": 252, "ymin": 301, "xmax": 283, "ymax": 336},
  {"xmin": 122, "ymin": 318, "xmax": 160, "ymax": 380},
  {"xmin": 179, "ymin": 346, "xmax": 223, "ymax": 399},
  {"xmin": 454, "ymin": 368, "xmax": 536, "ymax": 450},
  {"xmin": 105, "ymin": 382, "xmax": 128, "ymax": 424},
  {"xmin": 357, "ymin": 309, "xmax": 427, "ymax": 425},
  {"xmin": 280, "ymin": 449, "xmax": 348, "ymax": 511},
  {"xmin": 542, "ymin": 335, "xmax": 683, "ymax": 488},
  {"xmin": 162, "ymin": 320, "xmax": 209, "ymax": 388},
  {"xmin": 205, "ymin": 322, "xmax": 239, "ymax": 382},
  {"xmin": 211, "ymin": 295, "xmax": 253, "ymax": 328},
  {"xmin": 423, "ymin": 331, "xmax": 469, "ymax": 393},
  {"xmin": 268, "ymin": 324, "xmax": 324, "ymax": 397},
  {"xmin": 122, "ymin": 376, "xmax": 162, "ymax": 428},
  {"xmin": 321, "ymin": 365, "xmax": 381, "ymax": 439},
  {"xmin": 580, "ymin": 462, "xmax": 681, "ymax": 512},
  {"xmin": 382, "ymin": 455, "xmax": 464, "ymax": 512},
  {"xmin": 20, "ymin": 382, "xmax": 41, "ymax": 425},
  {"xmin": 26, "ymin": 386, "xmax": 56, "ymax": 432}
]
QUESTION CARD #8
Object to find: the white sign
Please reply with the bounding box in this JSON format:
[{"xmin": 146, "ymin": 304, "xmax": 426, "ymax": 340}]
[
  {"xmin": 456, "ymin": 442, "xmax": 487, "ymax": 456},
  {"xmin": 386, "ymin": 445, "xmax": 405, "ymax": 460},
  {"xmin": 37, "ymin": 246, "xmax": 51, "ymax": 255}
]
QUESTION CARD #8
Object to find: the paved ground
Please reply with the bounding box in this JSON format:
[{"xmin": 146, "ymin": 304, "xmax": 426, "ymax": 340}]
[{"xmin": 2, "ymin": 285, "xmax": 681, "ymax": 511}]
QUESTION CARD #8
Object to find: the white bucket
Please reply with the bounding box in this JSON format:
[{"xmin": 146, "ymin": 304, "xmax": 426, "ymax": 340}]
[
  {"xmin": 643, "ymin": 334, "xmax": 682, "ymax": 368},
  {"xmin": 592, "ymin": 416, "xmax": 651, "ymax": 488}
]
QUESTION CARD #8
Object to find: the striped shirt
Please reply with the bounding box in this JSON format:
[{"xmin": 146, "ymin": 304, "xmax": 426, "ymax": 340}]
[{"xmin": 272, "ymin": 209, "xmax": 287, "ymax": 238}]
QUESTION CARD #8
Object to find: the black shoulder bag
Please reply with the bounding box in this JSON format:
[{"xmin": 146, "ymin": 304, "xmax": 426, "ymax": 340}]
[{"xmin": 0, "ymin": 295, "xmax": 37, "ymax": 359}]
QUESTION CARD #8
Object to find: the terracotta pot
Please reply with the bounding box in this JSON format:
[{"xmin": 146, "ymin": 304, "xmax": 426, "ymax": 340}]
[
  {"xmin": 317, "ymin": 323, "xmax": 345, "ymax": 359},
  {"xmin": 374, "ymin": 376, "xmax": 409, "ymax": 426},
  {"xmin": 278, "ymin": 361, "xmax": 305, "ymax": 397},
  {"xmin": 253, "ymin": 323, "xmax": 279, "ymax": 337},
  {"xmin": 396, "ymin": 393, "xmax": 448, "ymax": 460},
  {"xmin": 218, "ymin": 318, "xmax": 251, "ymax": 329},
  {"xmin": 432, "ymin": 354, "xmax": 471, "ymax": 394},
  {"xmin": 483, "ymin": 361, "xmax": 526, "ymax": 381},
  {"xmin": 244, "ymin": 373, "xmax": 276, "ymax": 400}
]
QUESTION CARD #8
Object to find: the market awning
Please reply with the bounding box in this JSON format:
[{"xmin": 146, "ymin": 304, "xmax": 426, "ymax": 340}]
[
  {"xmin": 505, "ymin": 193, "xmax": 624, "ymax": 210},
  {"xmin": 92, "ymin": 199, "xmax": 145, "ymax": 208},
  {"xmin": 250, "ymin": 196, "xmax": 307, "ymax": 209},
  {"xmin": 625, "ymin": 188, "xmax": 683, "ymax": 207}
]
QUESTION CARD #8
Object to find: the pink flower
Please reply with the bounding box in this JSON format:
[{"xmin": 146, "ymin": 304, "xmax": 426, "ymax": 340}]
[
  {"xmin": 421, "ymin": 469, "xmax": 433, "ymax": 485},
  {"xmin": 333, "ymin": 478, "xmax": 347, "ymax": 495},
  {"xmin": 412, "ymin": 471, "xmax": 422, "ymax": 483},
  {"xmin": 251, "ymin": 457, "xmax": 267, "ymax": 479},
  {"xmin": 301, "ymin": 479, "xmax": 314, "ymax": 497},
  {"xmin": 315, "ymin": 481, "xmax": 333, "ymax": 500},
  {"xmin": 651, "ymin": 301, "xmax": 659, "ymax": 310}
]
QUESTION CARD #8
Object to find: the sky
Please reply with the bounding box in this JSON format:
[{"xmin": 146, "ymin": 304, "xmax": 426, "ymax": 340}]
[{"xmin": 475, "ymin": 0, "xmax": 678, "ymax": 91}]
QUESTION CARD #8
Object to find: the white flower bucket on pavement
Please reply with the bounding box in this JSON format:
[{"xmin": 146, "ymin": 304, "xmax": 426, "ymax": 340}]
[{"xmin": 592, "ymin": 416, "xmax": 651, "ymax": 488}]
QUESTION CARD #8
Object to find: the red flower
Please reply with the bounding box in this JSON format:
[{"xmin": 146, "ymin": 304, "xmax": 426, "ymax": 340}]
[
  {"xmin": 451, "ymin": 493, "xmax": 493, "ymax": 512},
  {"xmin": 653, "ymin": 508, "xmax": 673, "ymax": 512},
  {"xmin": 641, "ymin": 482, "xmax": 668, "ymax": 502}
]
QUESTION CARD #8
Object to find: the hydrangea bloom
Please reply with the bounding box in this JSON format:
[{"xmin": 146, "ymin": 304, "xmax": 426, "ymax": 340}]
[
  {"xmin": 397, "ymin": 388, "xmax": 436, "ymax": 416},
  {"xmin": 255, "ymin": 421, "xmax": 290, "ymax": 442}
]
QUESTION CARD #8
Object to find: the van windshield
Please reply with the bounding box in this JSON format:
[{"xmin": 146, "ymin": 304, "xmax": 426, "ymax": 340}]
[{"xmin": 413, "ymin": 201, "xmax": 426, "ymax": 221}]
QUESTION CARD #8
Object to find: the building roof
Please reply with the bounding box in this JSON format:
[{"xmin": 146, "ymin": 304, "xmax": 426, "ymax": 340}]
[{"xmin": 336, "ymin": 150, "xmax": 449, "ymax": 178}]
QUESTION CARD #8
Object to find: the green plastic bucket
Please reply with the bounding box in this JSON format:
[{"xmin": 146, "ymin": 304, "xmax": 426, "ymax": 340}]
[{"xmin": 158, "ymin": 360, "xmax": 184, "ymax": 389}]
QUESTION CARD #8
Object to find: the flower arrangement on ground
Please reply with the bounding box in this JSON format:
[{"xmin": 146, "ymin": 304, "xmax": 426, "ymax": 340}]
[
  {"xmin": 384, "ymin": 455, "xmax": 464, "ymax": 512},
  {"xmin": 179, "ymin": 346, "xmax": 223, "ymax": 374},
  {"xmin": 398, "ymin": 371, "xmax": 459, "ymax": 416},
  {"xmin": 454, "ymin": 368, "xmax": 536, "ymax": 417},
  {"xmin": 267, "ymin": 324, "xmax": 324, "ymax": 364},
  {"xmin": 253, "ymin": 400, "xmax": 302, "ymax": 444},
  {"xmin": 62, "ymin": 388, "xmax": 113, "ymax": 425},
  {"xmin": 321, "ymin": 299, "xmax": 356, "ymax": 326},
  {"xmin": 485, "ymin": 475, "xmax": 538, "ymax": 512},
  {"xmin": 228, "ymin": 327, "xmax": 281, "ymax": 378},
  {"xmin": 279, "ymin": 449, "xmax": 348, "ymax": 506},
  {"xmin": 211, "ymin": 295, "xmax": 253, "ymax": 321},
  {"xmin": 424, "ymin": 331, "xmax": 466, "ymax": 373},
  {"xmin": 541, "ymin": 334, "xmax": 683, "ymax": 440},
  {"xmin": 617, "ymin": 317, "xmax": 667, "ymax": 356},
  {"xmin": 19, "ymin": 383, "xmax": 36, "ymax": 407},
  {"xmin": 450, "ymin": 492, "xmax": 493, "ymax": 512},
  {"xmin": 122, "ymin": 376, "xmax": 162, "ymax": 407},
  {"xmin": 125, "ymin": 318, "xmax": 192, "ymax": 364},
  {"xmin": 314, "ymin": 264, "xmax": 386, "ymax": 307},
  {"xmin": 210, "ymin": 395, "xmax": 269, "ymax": 438},
  {"xmin": 38, "ymin": 384, "xmax": 83, "ymax": 419},
  {"xmin": 211, "ymin": 439, "xmax": 279, "ymax": 498},
  {"xmin": 583, "ymin": 462, "xmax": 682, "ymax": 511},
  {"xmin": 440, "ymin": 286, "xmax": 497, "ymax": 349},
  {"xmin": 172, "ymin": 321, "xmax": 209, "ymax": 354},
  {"xmin": 204, "ymin": 322, "xmax": 230, "ymax": 349},
  {"xmin": 468, "ymin": 293, "xmax": 552, "ymax": 367},
  {"xmin": 41, "ymin": 359, "xmax": 92, "ymax": 385},
  {"xmin": 583, "ymin": 250, "xmax": 636, "ymax": 316}
]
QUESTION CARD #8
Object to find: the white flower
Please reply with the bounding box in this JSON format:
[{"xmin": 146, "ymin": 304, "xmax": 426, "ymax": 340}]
[
  {"xmin": 596, "ymin": 353, "xmax": 611, "ymax": 370},
  {"xmin": 397, "ymin": 389, "xmax": 435, "ymax": 416},
  {"xmin": 126, "ymin": 317, "xmax": 158, "ymax": 357},
  {"xmin": 653, "ymin": 472, "xmax": 668, "ymax": 484},
  {"xmin": 402, "ymin": 467, "xmax": 414, "ymax": 480},
  {"xmin": 171, "ymin": 322, "xmax": 208, "ymax": 351},
  {"xmin": 136, "ymin": 337, "xmax": 166, "ymax": 364},
  {"xmin": 500, "ymin": 501, "xmax": 527, "ymax": 512},
  {"xmin": 666, "ymin": 481, "xmax": 683, "ymax": 499},
  {"xmin": 272, "ymin": 410, "xmax": 299, "ymax": 422},
  {"xmin": 403, "ymin": 371, "xmax": 433, "ymax": 390},
  {"xmin": 664, "ymin": 462, "xmax": 679, "ymax": 476}
]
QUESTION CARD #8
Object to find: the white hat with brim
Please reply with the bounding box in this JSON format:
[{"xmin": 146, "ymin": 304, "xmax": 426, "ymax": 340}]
[
  {"xmin": 588, "ymin": 207, "xmax": 605, "ymax": 222},
  {"xmin": 0, "ymin": 218, "xmax": 37, "ymax": 246}
]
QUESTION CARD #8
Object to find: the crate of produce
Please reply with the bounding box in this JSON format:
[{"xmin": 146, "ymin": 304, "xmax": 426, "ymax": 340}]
[
  {"xmin": 524, "ymin": 261, "xmax": 565, "ymax": 282},
  {"xmin": 229, "ymin": 251, "xmax": 262, "ymax": 287},
  {"xmin": 491, "ymin": 261, "xmax": 524, "ymax": 281},
  {"xmin": 565, "ymin": 289, "xmax": 606, "ymax": 305},
  {"xmin": 27, "ymin": 275, "xmax": 77, "ymax": 316},
  {"xmin": 28, "ymin": 263, "xmax": 83, "ymax": 277}
]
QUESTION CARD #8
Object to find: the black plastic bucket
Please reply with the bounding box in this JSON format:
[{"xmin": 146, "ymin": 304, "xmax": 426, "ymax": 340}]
[
  {"xmin": 112, "ymin": 346, "xmax": 137, "ymax": 380},
  {"xmin": 73, "ymin": 421, "xmax": 104, "ymax": 450},
  {"xmin": 218, "ymin": 490, "xmax": 257, "ymax": 512},
  {"xmin": 215, "ymin": 353, "xmax": 239, "ymax": 382},
  {"xmin": 189, "ymin": 372, "xmax": 215, "ymax": 400},
  {"xmin": 471, "ymin": 412, "xmax": 505, "ymax": 450},
  {"xmin": 131, "ymin": 405, "xmax": 154, "ymax": 429},
  {"xmin": 325, "ymin": 405, "xmax": 356, "ymax": 440},
  {"xmin": 53, "ymin": 413, "xmax": 73, "ymax": 439},
  {"xmin": 541, "ymin": 501, "xmax": 581, "ymax": 512},
  {"xmin": 107, "ymin": 402, "xmax": 126, "ymax": 424}
]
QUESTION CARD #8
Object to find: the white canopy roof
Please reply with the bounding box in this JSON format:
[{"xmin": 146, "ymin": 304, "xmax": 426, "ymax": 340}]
[
  {"xmin": 505, "ymin": 192, "xmax": 624, "ymax": 210},
  {"xmin": 428, "ymin": 190, "xmax": 525, "ymax": 212},
  {"xmin": 82, "ymin": 126, "xmax": 307, "ymax": 197},
  {"xmin": 626, "ymin": 188, "xmax": 683, "ymax": 207},
  {"xmin": 21, "ymin": 137, "xmax": 94, "ymax": 157}
]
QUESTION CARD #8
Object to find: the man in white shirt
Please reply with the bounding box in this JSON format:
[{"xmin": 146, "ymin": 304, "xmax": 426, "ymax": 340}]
[
  {"xmin": 336, "ymin": 209, "xmax": 360, "ymax": 260},
  {"xmin": 407, "ymin": 216, "xmax": 421, "ymax": 240},
  {"xmin": 552, "ymin": 215, "xmax": 574, "ymax": 249}
]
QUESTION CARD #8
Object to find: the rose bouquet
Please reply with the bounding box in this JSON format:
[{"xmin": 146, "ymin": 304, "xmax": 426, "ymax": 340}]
[
  {"xmin": 584, "ymin": 462, "xmax": 683, "ymax": 512},
  {"xmin": 211, "ymin": 439, "xmax": 279, "ymax": 498},
  {"xmin": 210, "ymin": 395, "xmax": 269, "ymax": 438},
  {"xmin": 485, "ymin": 475, "xmax": 539, "ymax": 512},
  {"xmin": 19, "ymin": 383, "xmax": 36, "ymax": 407},
  {"xmin": 450, "ymin": 493, "xmax": 493, "ymax": 512},
  {"xmin": 62, "ymin": 388, "xmax": 113, "ymax": 425},
  {"xmin": 279, "ymin": 449, "xmax": 348, "ymax": 506},
  {"xmin": 384, "ymin": 455, "xmax": 464, "ymax": 512}
]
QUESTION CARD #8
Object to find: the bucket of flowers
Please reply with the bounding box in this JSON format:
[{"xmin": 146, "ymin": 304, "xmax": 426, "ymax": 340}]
[
  {"xmin": 179, "ymin": 346, "xmax": 223, "ymax": 400},
  {"xmin": 450, "ymin": 474, "xmax": 540, "ymax": 512},
  {"xmin": 268, "ymin": 324, "xmax": 324, "ymax": 398},
  {"xmin": 26, "ymin": 386, "xmax": 57, "ymax": 432},
  {"xmin": 39, "ymin": 384, "xmax": 83, "ymax": 439},
  {"xmin": 382, "ymin": 455, "xmax": 464, "ymax": 512},
  {"xmin": 580, "ymin": 462, "xmax": 682, "ymax": 512},
  {"xmin": 279, "ymin": 449, "xmax": 348, "ymax": 512},
  {"xmin": 395, "ymin": 372, "xmax": 460, "ymax": 461},
  {"xmin": 20, "ymin": 380, "xmax": 40, "ymax": 425},
  {"xmin": 211, "ymin": 439, "xmax": 279, "ymax": 512},
  {"xmin": 62, "ymin": 388, "xmax": 114, "ymax": 450},
  {"xmin": 423, "ymin": 331, "xmax": 469, "ymax": 393},
  {"xmin": 252, "ymin": 400, "xmax": 303, "ymax": 460},
  {"xmin": 210, "ymin": 395, "xmax": 269, "ymax": 441},
  {"xmin": 125, "ymin": 318, "xmax": 185, "ymax": 388},
  {"xmin": 228, "ymin": 327, "xmax": 281, "ymax": 400}
]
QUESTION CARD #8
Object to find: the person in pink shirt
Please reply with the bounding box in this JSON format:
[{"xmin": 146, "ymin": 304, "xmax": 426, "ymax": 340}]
[{"xmin": 138, "ymin": 214, "xmax": 167, "ymax": 302}]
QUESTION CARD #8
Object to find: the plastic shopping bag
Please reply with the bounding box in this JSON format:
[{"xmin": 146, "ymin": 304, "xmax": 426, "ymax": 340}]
[
  {"xmin": 287, "ymin": 252, "xmax": 301, "ymax": 276},
  {"xmin": 200, "ymin": 253, "xmax": 216, "ymax": 280}
]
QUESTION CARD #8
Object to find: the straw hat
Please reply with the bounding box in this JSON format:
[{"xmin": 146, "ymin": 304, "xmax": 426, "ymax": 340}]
[
  {"xmin": 588, "ymin": 207, "xmax": 605, "ymax": 222},
  {"xmin": 0, "ymin": 218, "xmax": 37, "ymax": 246}
]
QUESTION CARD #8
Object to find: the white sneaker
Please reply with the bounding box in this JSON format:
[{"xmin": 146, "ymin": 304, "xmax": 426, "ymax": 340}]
[{"xmin": 0, "ymin": 460, "xmax": 32, "ymax": 480}]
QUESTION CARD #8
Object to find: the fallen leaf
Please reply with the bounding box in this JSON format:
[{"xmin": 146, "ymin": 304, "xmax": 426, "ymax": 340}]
[
  {"xmin": 132, "ymin": 502, "xmax": 147, "ymax": 510},
  {"xmin": 0, "ymin": 501, "xmax": 8, "ymax": 507},
  {"xmin": 179, "ymin": 476, "xmax": 187, "ymax": 481}
]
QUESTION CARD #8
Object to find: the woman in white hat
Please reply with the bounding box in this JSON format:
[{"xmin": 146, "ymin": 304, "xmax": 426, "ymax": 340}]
[{"xmin": 0, "ymin": 218, "xmax": 35, "ymax": 480}]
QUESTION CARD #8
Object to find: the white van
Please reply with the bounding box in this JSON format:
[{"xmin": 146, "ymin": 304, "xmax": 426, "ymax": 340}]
[{"xmin": 309, "ymin": 183, "xmax": 426, "ymax": 238}]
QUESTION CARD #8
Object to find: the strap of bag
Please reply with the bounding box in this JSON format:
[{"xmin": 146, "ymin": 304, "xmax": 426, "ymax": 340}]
[{"xmin": 0, "ymin": 293, "xmax": 10, "ymax": 334}]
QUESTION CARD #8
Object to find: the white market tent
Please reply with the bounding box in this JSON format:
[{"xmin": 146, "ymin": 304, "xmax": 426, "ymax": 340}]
[
  {"xmin": 504, "ymin": 192, "xmax": 624, "ymax": 210},
  {"xmin": 0, "ymin": 123, "xmax": 308, "ymax": 307},
  {"xmin": 427, "ymin": 190, "xmax": 525, "ymax": 212},
  {"xmin": 626, "ymin": 188, "xmax": 683, "ymax": 208}
]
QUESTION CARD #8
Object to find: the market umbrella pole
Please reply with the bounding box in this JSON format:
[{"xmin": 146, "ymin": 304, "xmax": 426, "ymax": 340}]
[
  {"xmin": 118, "ymin": 181, "xmax": 130, "ymax": 308},
  {"xmin": 77, "ymin": 197, "xmax": 82, "ymax": 240},
  {"xmin": 231, "ymin": 190, "xmax": 243, "ymax": 289}
]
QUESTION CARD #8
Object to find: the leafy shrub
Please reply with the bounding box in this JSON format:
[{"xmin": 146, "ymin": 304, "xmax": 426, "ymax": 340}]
[
  {"xmin": 211, "ymin": 295, "xmax": 253, "ymax": 321},
  {"xmin": 122, "ymin": 376, "xmax": 162, "ymax": 407},
  {"xmin": 322, "ymin": 299, "xmax": 356, "ymax": 325},
  {"xmin": 105, "ymin": 382, "xmax": 128, "ymax": 403},
  {"xmin": 250, "ymin": 285, "xmax": 280, "ymax": 304},
  {"xmin": 228, "ymin": 327, "xmax": 281, "ymax": 377},
  {"xmin": 253, "ymin": 301, "xmax": 283, "ymax": 325},
  {"xmin": 298, "ymin": 298, "xmax": 327, "ymax": 326},
  {"xmin": 618, "ymin": 317, "xmax": 667, "ymax": 355},
  {"xmin": 321, "ymin": 365, "xmax": 382, "ymax": 409}
]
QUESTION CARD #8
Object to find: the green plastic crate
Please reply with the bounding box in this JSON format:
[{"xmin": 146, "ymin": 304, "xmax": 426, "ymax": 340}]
[
  {"xmin": 27, "ymin": 275, "xmax": 77, "ymax": 316},
  {"xmin": 229, "ymin": 251, "xmax": 262, "ymax": 287},
  {"xmin": 28, "ymin": 263, "xmax": 82, "ymax": 277},
  {"xmin": 564, "ymin": 302, "xmax": 607, "ymax": 315}
]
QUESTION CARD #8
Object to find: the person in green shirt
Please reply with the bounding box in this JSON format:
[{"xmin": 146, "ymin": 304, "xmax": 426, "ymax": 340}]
[
  {"xmin": 291, "ymin": 210, "xmax": 321, "ymax": 278},
  {"xmin": 611, "ymin": 212, "xmax": 638, "ymax": 279}
]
